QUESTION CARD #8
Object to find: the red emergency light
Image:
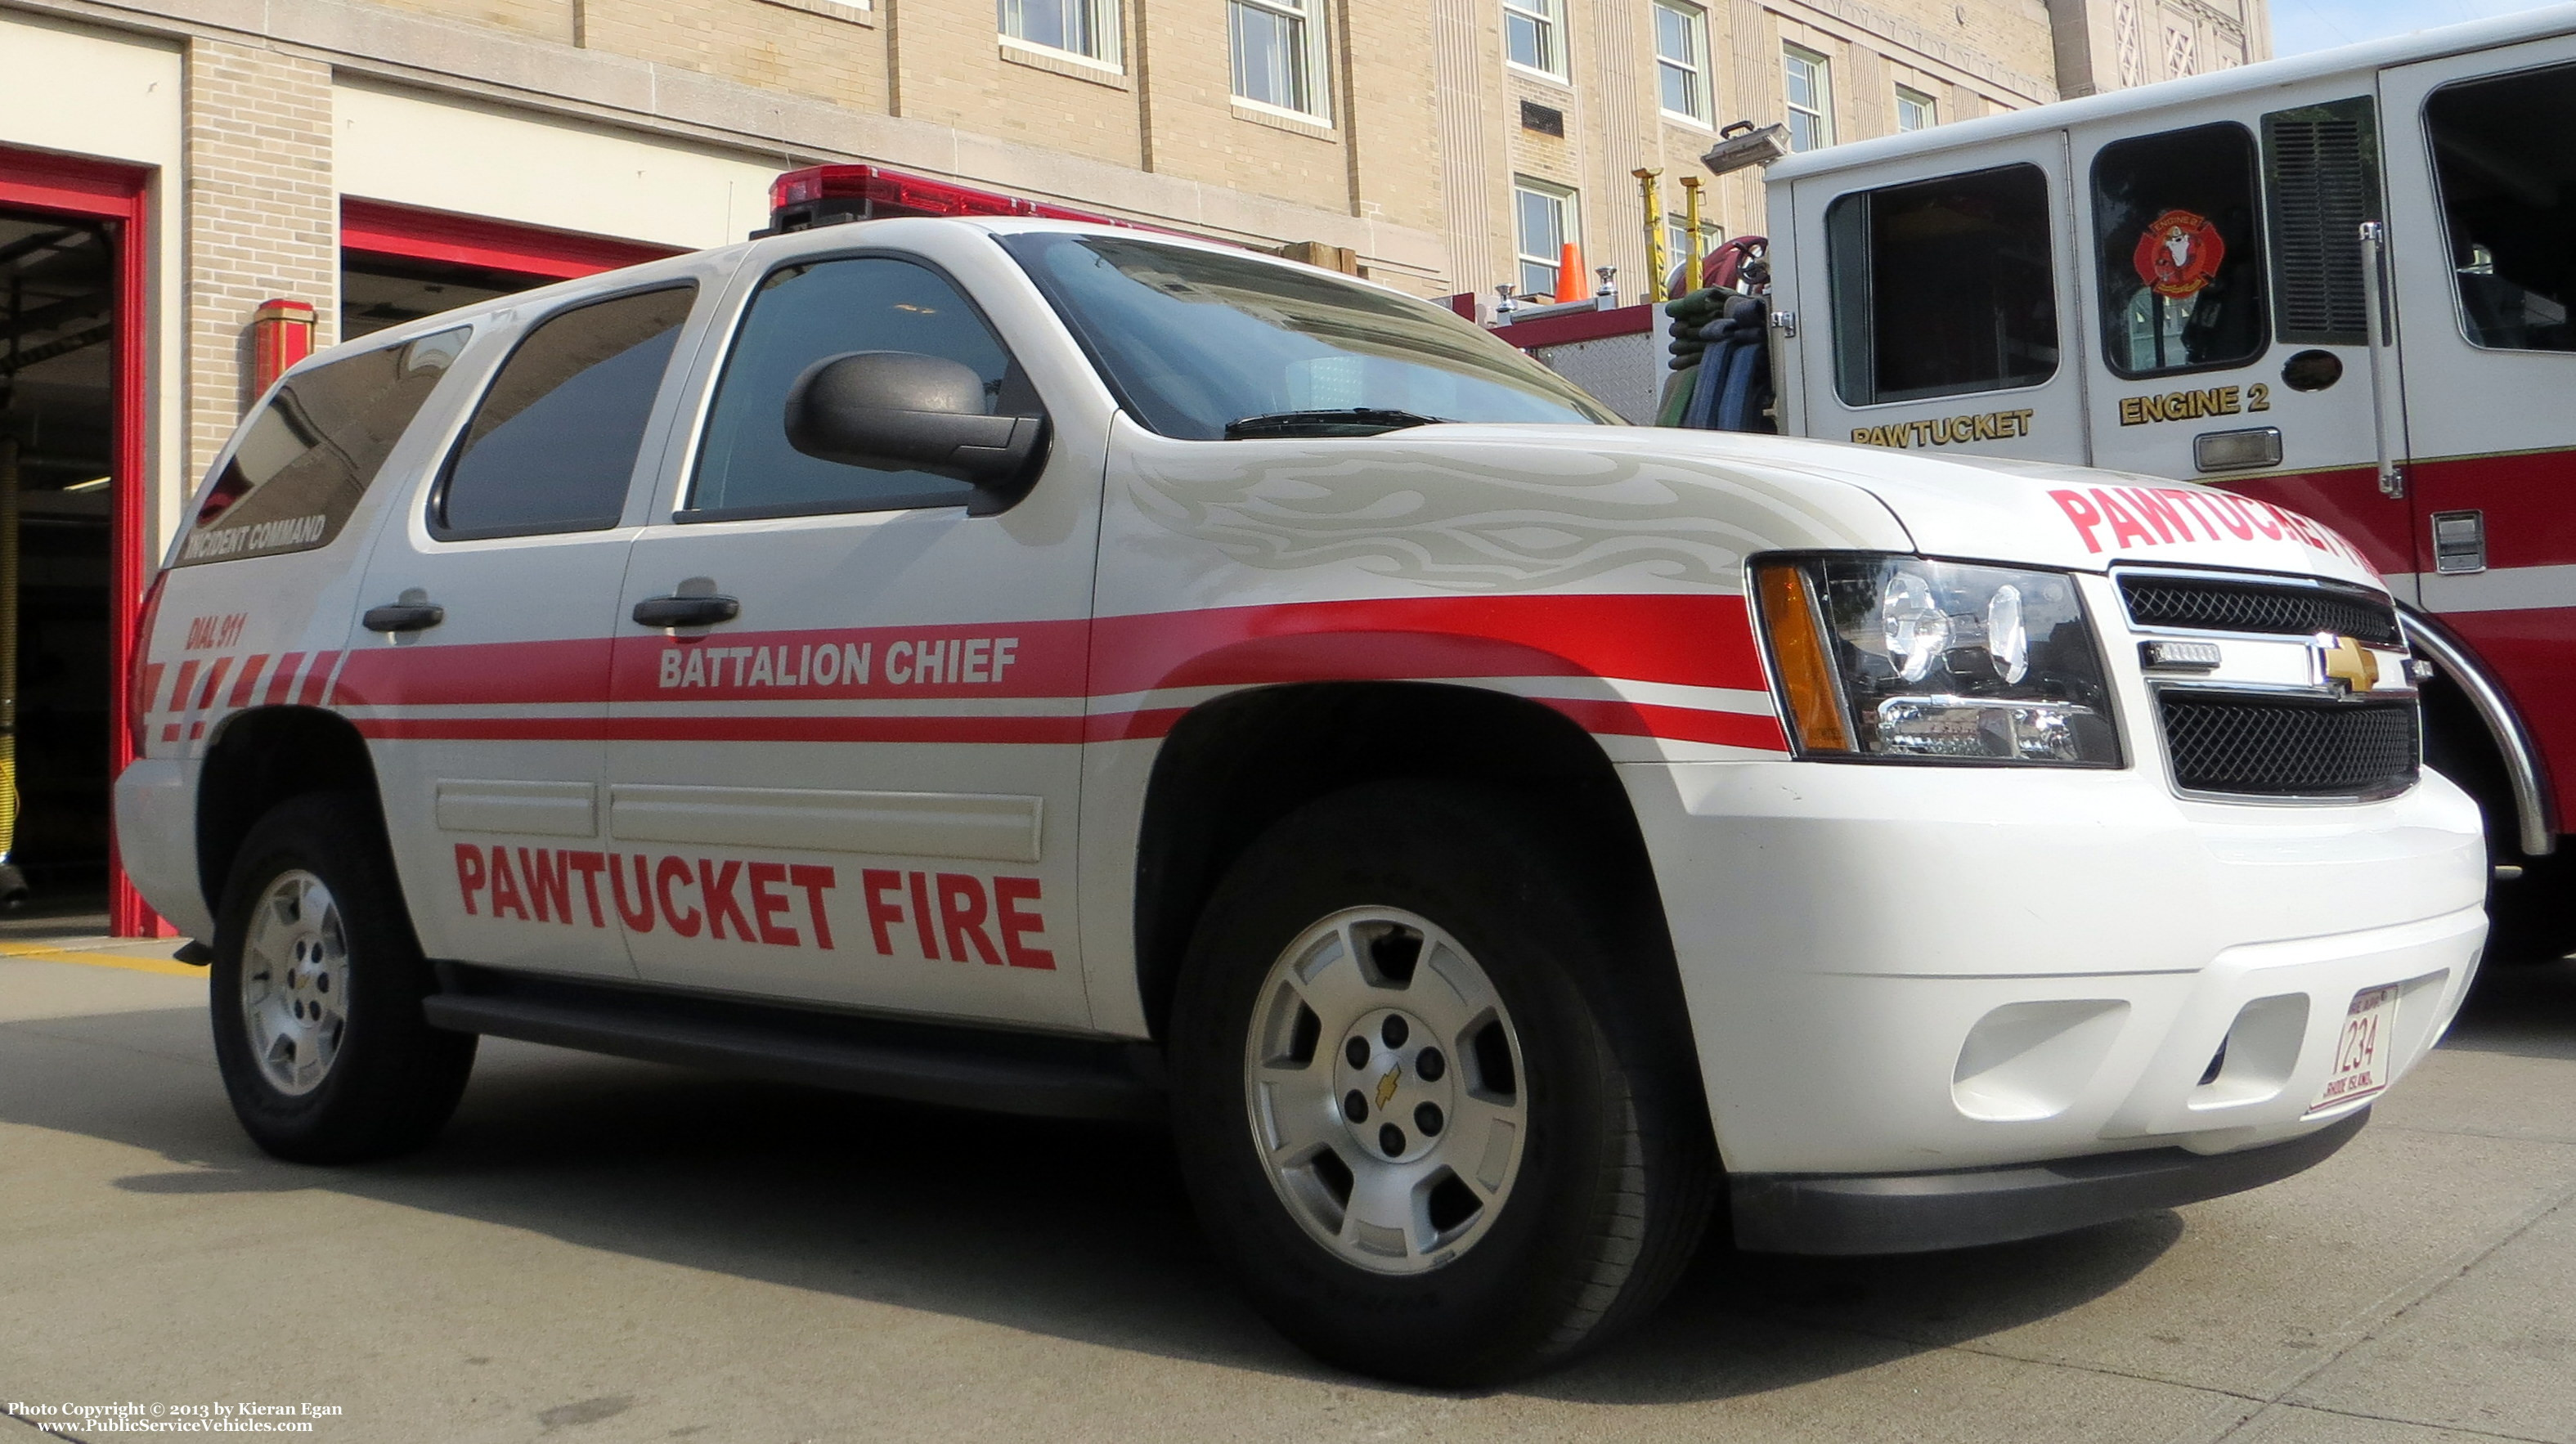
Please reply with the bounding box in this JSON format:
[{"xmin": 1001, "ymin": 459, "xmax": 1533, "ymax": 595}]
[{"xmin": 764, "ymin": 164, "xmax": 1134, "ymax": 235}]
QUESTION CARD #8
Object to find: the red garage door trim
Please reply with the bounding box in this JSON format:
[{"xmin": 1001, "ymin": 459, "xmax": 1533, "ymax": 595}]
[
  {"xmin": 340, "ymin": 197, "xmax": 686, "ymax": 280},
  {"xmin": 0, "ymin": 146, "xmax": 159, "ymax": 935}
]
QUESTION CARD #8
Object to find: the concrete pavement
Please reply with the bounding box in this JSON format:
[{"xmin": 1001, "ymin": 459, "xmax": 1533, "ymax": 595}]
[{"xmin": 3, "ymin": 942, "xmax": 2574, "ymax": 1444}]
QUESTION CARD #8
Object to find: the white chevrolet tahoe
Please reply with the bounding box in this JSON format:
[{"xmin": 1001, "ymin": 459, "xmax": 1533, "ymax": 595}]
[{"xmin": 119, "ymin": 218, "xmax": 2487, "ymax": 1385}]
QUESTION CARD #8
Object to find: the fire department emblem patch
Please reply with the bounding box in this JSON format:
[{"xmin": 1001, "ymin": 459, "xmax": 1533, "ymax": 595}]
[{"xmin": 2133, "ymin": 209, "xmax": 2225, "ymax": 298}]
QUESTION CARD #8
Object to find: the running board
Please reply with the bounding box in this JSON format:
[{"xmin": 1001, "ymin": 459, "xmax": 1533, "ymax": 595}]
[{"xmin": 421, "ymin": 968, "xmax": 1164, "ymax": 1124}]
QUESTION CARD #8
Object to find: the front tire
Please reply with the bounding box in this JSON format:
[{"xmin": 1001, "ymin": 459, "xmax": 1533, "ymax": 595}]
[
  {"xmin": 209, "ymin": 792, "xmax": 476, "ymax": 1163},
  {"xmin": 1169, "ymin": 782, "xmax": 1713, "ymax": 1386}
]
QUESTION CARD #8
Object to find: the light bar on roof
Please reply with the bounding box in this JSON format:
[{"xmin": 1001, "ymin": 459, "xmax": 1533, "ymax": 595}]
[{"xmin": 765, "ymin": 164, "xmax": 1133, "ymax": 235}]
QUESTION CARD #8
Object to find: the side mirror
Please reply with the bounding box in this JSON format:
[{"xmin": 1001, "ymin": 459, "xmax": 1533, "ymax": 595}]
[{"xmin": 783, "ymin": 350, "xmax": 1050, "ymax": 516}]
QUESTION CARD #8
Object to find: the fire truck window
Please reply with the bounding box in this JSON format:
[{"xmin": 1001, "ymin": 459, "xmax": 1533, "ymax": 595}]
[
  {"xmin": 1825, "ymin": 164, "xmax": 2058, "ymax": 407},
  {"xmin": 179, "ymin": 327, "xmax": 468, "ymax": 566},
  {"xmin": 2426, "ymin": 63, "xmax": 2576, "ymax": 353},
  {"xmin": 438, "ymin": 285, "xmax": 694, "ymax": 539},
  {"xmin": 689, "ymin": 258, "xmax": 1037, "ymax": 518},
  {"xmin": 2091, "ymin": 122, "xmax": 2268, "ymax": 378}
]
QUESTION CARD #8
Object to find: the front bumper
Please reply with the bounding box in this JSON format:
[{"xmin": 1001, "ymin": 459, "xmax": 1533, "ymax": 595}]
[
  {"xmin": 1626, "ymin": 758, "xmax": 2485, "ymax": 1186},
  {"xmin": 1731, "ymin": 1108, "xmax": 2369, "ymax": 1253}
]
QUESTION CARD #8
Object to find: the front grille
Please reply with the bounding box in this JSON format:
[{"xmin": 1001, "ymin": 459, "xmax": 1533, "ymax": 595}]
[
  {"xmin": 2120, "ymin": 575, "xmax": 2403, "ymax": 647},
  {"xmin": 2160, "ymin": 694, "xmax": 2419, "ymax": 798}
]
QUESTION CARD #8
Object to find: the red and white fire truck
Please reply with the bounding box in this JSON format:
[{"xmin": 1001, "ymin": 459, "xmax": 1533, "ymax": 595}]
[{"xmin": 1506, "ymin": 7, "xmax": 2576, "ymax": 954}]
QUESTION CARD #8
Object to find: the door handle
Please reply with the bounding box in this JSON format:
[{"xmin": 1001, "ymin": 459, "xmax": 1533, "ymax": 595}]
[
  {"xmin": 632, "ymin": 594, "xmax": 741, "ymax": 629},
  {"xmin": 361, "ymin": 601, "xmax": 445, "ymax": 633},
  {"xmin": 2358, "ymin": 220, "xmax": 2409, "ymax": 500}
]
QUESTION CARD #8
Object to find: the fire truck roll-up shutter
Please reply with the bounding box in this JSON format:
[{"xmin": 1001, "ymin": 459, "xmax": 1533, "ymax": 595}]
[{"xmin": 2264, "ymin": 99, "xmax": 2381, "ymax": 348}]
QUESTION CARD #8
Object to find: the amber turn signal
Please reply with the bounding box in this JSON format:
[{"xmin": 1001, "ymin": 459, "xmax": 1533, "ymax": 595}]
[{"xmin": 1755, "ymin": 562, "xmax": 1853, "ymax": 753}]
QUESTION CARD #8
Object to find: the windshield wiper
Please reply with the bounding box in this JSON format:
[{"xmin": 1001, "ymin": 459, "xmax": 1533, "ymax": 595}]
[{"xmin": 1221, "ymin": 407, "xmax": 1447, "ymax": 439}]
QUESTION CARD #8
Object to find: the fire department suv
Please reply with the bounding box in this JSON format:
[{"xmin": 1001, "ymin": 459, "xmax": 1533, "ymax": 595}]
[{"xmin": 119, "ymin": 218, "xmax": 2484, "ymax": 1385}]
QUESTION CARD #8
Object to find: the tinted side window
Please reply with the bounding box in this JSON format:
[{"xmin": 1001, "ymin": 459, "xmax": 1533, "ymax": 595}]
[
  {"xmin": 2426, "ymin": 62, "xmax": 2576, "ymax": 353},
  {"xmin": 2093, "ymin": 123, "xmax": 2269, "ymax": 377},
  {"xmin": 179, "ymin": 328, "xmax": 467, "ymax": 566},
  {"xmin": 688, "ymin": 258, "xmax": 1037, "ymax": 519},
  {"xmin": 1826, "ymin": 164, "xmax": 2058, "ymax": 406},
  {"xmin": 438, "ymin": 286, "xmax": 694, "ymax": 539}
]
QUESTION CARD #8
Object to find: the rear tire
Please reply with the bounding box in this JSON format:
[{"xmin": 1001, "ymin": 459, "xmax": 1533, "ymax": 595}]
[
  {"xmin": 1169, "ymin": 781, "xmax": 1713, "ymax": 1386},
  {"xmin": 209, "ymin": 792, "xmax": 475, "ymax": 1163}
]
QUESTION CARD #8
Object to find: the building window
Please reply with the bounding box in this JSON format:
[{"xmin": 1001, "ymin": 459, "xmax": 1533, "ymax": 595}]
[
  {"xmin": 1666, "ymin": 214, "xmax": 1717, "ymax": 285},
  {"xmin": 1231, "ymin": 0, "xmax": 1329, "ymax": 118},
  {"xmin": 1784, "ymin": 45, "xmax": 1833, "ymax": 151},
  {"xmin": 1504, "ymin": 0, "xmax": 1564, "ymax": 78},
  {"xmin": 1896, "ymin": 86, "xmax": 1936, "ymax": 132},
  {"xmin": 1000, "ymin": 0, "xmax": 1119, "ymax": 65},
  {"xmin": 1655, "ymin": 2, "xmax": 1712, "ymax": 123},
  {"xmin": 1515, "ymin": 180, "xmax": 1577, "ymax": 298}
]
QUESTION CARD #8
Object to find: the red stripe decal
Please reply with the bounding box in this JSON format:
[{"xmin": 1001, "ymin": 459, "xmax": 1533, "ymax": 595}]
[
  {"xmin": 1088, "ymin": 594, "xmax": 1767, "ymax": 695},
  {"xmin": 334, "ymin": 637, "xmax": 613, "ymax": 708},
  {"xmin": 611, "ymin": 621, "xmax": 1088, "ymax": 705},
  {"xmin": 336, "ymin": 598, "xmax": 1764, "ymax": 708},
  {"xmin": 227, "ymin": 655, "xmax": 268, "ymax": 709},
  {"xmin": 194, "ymin": 657, "xmax": 234, "ymax": 711},
  {"xmin": 298, "ymin": 652, "xmax": 339, "ymax": 706},
  {"xmin": 265, "ymin": 652, "xmax": 306, "ymax": 706},
  {"xmin": 167, "ymin": 660, "xmax": 200, "ymax": 716},
  {"xmin": 349, "ymin": 703, "xmax": 1781, "ymax": 750},
  {"xmin": 1082, "ymin": 707, "xmax": 1193, "ymax": 743},
  {"xmin": 330, "ymin": 596, "xmax": 1782, "ymax": 751},
  {"xmin": 352, "ymin": 715, "xmax": 1091, "ymax": 745},
  {"xmin": 138, "ymin": 662, "xmax": 164, "ymax": 715}
]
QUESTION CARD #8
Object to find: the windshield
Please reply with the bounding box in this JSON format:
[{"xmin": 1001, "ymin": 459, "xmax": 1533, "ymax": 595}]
[{"xmin": 998, "ymin": 231, "xmax": 1619, "ymax": 438}]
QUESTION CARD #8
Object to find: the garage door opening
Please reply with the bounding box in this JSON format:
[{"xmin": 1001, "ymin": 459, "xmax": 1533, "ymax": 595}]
[
  {"xmin": 343, "ymin": 252, "xmax": 533, "ymax": 340},
  {"xmin": 340, "ymin": 198, "xmax": 683, "ymax": 343},
  {"xmin": 0, "ymin": 207, "xmax": 116, "ymax": 918}
]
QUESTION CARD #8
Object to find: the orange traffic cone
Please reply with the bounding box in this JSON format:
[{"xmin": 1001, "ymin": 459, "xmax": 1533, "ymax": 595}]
[{"xmin": 1554, "ymin": 241, "xmax": 1587, "ymax": 303}]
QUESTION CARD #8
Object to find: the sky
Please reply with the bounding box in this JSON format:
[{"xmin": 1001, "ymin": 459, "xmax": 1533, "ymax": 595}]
[{"xmin": 2270, "ymin": 0, "xmax": 2560, "ymax": 56}]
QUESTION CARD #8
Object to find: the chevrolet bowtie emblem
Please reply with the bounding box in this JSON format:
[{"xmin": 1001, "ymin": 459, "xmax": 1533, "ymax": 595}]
[
  {"xmin": 1376, "ymin": 1065, "xmax": 1402, "ymax": 1111},
  {"xmin": 2318, "ymin": 634, "xmax": 2379, "ymax": 693}
]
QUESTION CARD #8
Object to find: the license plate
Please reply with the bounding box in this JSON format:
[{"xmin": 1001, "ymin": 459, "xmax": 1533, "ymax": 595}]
[{"xmin": 2307, "ymin": 984, "xmax": 2402, "ymax": 1114}]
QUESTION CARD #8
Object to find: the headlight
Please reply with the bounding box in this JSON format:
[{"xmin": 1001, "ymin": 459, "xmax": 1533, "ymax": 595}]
[{"xmin": 1752, "ymin": 554, "xmax": 2120, "ymax": 766}]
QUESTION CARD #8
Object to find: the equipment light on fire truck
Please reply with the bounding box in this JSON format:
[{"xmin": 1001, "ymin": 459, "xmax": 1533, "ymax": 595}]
[{"xmin": 1753, "ymin": 555, "xmax": 2119, "ymax": 767}]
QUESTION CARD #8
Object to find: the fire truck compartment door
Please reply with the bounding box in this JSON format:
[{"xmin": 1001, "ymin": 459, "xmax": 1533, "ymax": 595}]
[{"xmin": 1787, "ymin": 131, "xmax": 2089, "ymax": 468}]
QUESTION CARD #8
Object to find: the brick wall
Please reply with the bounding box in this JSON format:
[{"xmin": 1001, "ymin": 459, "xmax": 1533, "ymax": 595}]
[
  {"xmin": 891, "ymin": 0, "xmax": 1141, "ymax": 168},
  {"xmin": 182, "ymin": 38, "xmax": 336, "ymax": 488},
  {"xmin": 585, "ymin": 0, "xmax": 885, "ymax": 110},
  {"xmin": 369, "ymin": 0, "xmax": 577, "ymax": 44}
]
